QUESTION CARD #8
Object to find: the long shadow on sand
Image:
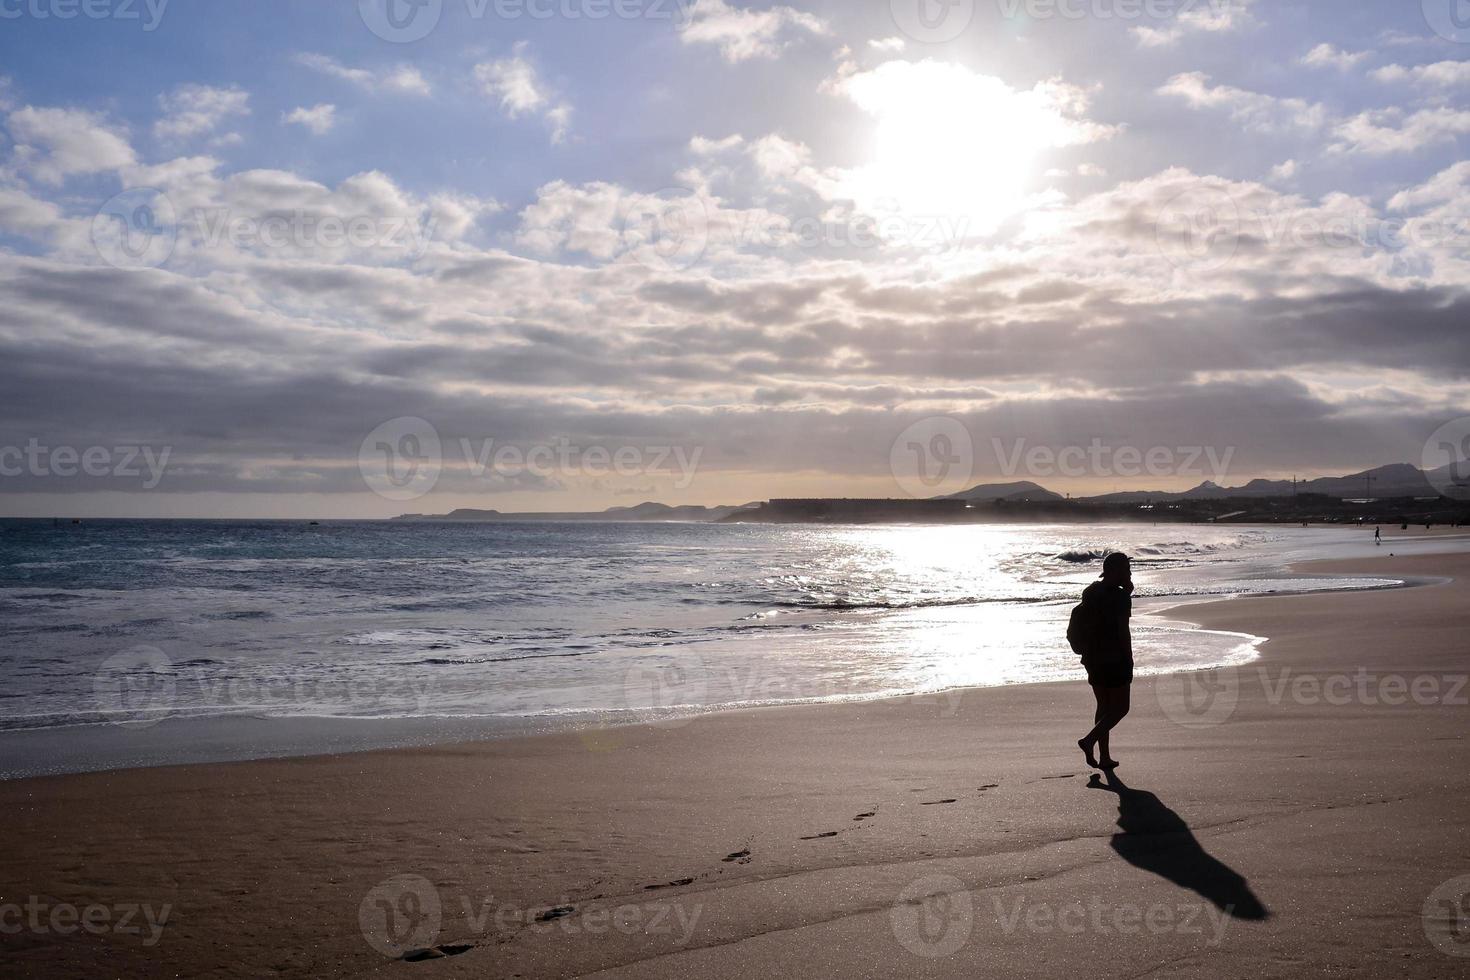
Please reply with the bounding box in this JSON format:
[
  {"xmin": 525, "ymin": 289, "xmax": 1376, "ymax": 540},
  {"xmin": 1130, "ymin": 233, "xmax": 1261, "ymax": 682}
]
[{"xmin": 1087, "ymin": 771, "xmax": 1269, "ymax": 920}]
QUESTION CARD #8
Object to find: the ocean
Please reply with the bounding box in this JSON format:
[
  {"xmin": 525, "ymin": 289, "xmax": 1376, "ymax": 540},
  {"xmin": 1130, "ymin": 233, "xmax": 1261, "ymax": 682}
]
[{"xmin": 0, "ymin": 519, "xmax": 1415, "ymax": 776}]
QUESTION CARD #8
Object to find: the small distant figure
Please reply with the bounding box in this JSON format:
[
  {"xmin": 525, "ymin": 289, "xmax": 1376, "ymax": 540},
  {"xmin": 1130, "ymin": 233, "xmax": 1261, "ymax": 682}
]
[
  {"xmin": 1374, "ymin": 526, "xmax": 1381, "ymax": 546},
  {"xmin": 1068, "ymin": 552, "xmax": 1134, "ymax": 771}
]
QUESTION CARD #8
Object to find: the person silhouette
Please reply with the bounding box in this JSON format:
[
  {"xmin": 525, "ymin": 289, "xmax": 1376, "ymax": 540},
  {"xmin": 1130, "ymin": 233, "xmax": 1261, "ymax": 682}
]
[
  {"xmin": 1077, "ymin": 552, "xmax": 1133, "ymax": 770},
  {"xmin": 1374, "ymin": 526, "xmax": 1381, "ymax": 546}
]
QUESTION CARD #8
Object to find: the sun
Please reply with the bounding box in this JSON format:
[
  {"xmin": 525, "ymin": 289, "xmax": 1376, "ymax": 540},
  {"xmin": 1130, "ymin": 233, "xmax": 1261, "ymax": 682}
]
[{"xmin": 835, "ymin": 59, "xmax": 1108, "ymax": 236}]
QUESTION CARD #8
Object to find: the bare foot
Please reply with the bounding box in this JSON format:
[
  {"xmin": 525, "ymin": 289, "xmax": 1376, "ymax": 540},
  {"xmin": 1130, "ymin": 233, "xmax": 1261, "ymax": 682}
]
[
  {"xmin": 1077, "ymin": 738, "xmax": 1099, "ymax": 769},
  {"xmin": 1099, "ymin": 757, "xmax": 1120, "ymax": 770}
]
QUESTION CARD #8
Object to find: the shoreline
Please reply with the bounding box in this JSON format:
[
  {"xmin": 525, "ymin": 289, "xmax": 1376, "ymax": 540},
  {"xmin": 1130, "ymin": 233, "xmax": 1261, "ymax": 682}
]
[
  {"xmin": 3, "ymin": 528, "xmax": 1464, "ymax": 781},
  {"xmin": 5, "ymin": 550, "xmax": 1469, "ymax": 976}
]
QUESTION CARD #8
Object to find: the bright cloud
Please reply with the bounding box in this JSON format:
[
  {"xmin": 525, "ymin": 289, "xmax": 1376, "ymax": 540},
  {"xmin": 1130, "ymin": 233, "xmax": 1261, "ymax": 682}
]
[
  {"xmin": 1158, "ymin": 72, "xmax": 1326, "ymax": 132},
  {"xmin": 690, "ymin": 134, "xmax": 745, "ymax": 155},
  {"xmin": 1161, "ymin": 68, "xmax": 1470, "ymax": 156},
  {"xmin": 1268, "ymin": 159, "xmax": 1298, "ymax": 182},
  {"xmin": 1301, "ymin": 43, "xmax": 1370, "ymax": 70},
  {"xmin": 154, "ymin": 84, "xmax": 251, "ymax": 142},
  {"xmin": 1372, "ymin": 61, "xmax": 1470, "ymax": 88},
  {"xmin": 1133, "ymin": 0, "xmax": 1256, "ymax": 47},
  {"xmin": 1332, "ymin": 106, "xmax": 1470, "ymax": 155},
  {"xmin": 283, "ymin": 104, "xmax": 337, "ymax": 135},
  {"xmin": 474, "ymin": 43, "xmax": 571, "ymax": 143},
  {"xmin": 6, "ymin": 106, "xmax": 135, "ymax": 183},
  {"xmin": 0, "ymin": 184, "xmax": 64, "ymax": 237},
  {"xmin": 1387, "ymin": 161, "xmax": 1470, "ymax": 210},
  {"xmin": 293, "ymin": 53, "xmax": 431, "ymax": 96},
  {"xmin": 679, "ymin": 0, "xmax": 828, "ymax": 63}
]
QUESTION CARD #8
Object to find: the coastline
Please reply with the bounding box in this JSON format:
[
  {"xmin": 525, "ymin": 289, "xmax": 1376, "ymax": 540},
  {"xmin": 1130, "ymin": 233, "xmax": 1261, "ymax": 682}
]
[
  {"xmin": 5, "ymin": 547, "xmax": 1470, "ymax": 976},
  {"xmin": 2, "ymin": 525, "xmax": 1463, "ymax": 781}
]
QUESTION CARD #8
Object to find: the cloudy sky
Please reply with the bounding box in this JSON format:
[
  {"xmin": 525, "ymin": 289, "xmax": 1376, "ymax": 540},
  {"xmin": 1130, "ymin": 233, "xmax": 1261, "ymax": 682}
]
[{"xmin": 1, "ymin": 0, "xmax": 1468, "ymax": 516}]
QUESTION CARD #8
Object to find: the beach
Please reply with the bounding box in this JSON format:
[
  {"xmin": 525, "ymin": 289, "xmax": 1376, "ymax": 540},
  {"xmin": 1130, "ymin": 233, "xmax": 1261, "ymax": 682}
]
[
  {"xmin": 9, "ymin": 2, "xmax": 1470, "ymax": 976},
  {"xmin": 4, "ymin": 542, "xmax": 1469, "ymax": 977}
]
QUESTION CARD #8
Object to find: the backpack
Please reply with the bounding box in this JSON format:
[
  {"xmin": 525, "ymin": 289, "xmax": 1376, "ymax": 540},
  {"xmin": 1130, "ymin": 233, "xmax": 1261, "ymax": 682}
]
[{"xmin": 1066, "ymin": 600, "xmax": 1095, "ymax": 657}]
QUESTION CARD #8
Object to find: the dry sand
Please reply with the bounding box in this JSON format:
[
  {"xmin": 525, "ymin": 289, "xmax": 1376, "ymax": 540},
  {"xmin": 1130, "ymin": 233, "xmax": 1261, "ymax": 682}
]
[{"xmin": 4, "ymin": 547, "xmax": 1469, "ymax": 978}]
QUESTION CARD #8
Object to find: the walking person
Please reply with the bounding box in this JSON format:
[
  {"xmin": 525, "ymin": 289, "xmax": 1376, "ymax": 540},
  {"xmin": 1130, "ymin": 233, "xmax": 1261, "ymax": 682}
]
[{"xmin": 1072, "ymin": 552, "xmax": 1134, "ymax": 770}]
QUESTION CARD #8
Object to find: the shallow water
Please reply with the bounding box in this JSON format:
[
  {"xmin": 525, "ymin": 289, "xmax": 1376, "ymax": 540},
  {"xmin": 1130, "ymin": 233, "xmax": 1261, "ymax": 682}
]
[{"xmin": 0, "ymin": 519, "xmax": 1410, "ymax": 752}]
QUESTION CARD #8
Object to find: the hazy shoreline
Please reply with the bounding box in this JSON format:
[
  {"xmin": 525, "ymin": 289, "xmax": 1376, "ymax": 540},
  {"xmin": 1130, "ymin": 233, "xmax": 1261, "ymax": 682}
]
[{"xmin": 3, "ymin": 527, "xmax": 1463, "ymax": 780}]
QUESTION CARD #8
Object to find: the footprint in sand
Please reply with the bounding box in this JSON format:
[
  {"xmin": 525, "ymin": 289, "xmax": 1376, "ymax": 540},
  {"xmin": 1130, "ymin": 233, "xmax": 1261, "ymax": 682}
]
[
  {"xmin": 1038, "ymin": 773, "xmax": 1076, "ymax": 781},
  {"xmin": 534, "ymin": 905, "xmax": 576, "ymax": 921},
  {"xmin": 723, "ymin": 837, "xmax": 755, "ymax": 864},
  {"xmin": 853, "ymin": 810, "xmax": 877, "ymax": 821},
  {"xmin": 403, "ymin": 943, "xmax": 475, "ymax": 962},
  {"xmin": 644, "ymin": 877, "xmax": 695, "ymax": 890},
  {"xmin": 920, "ymin": 798, "xmax": 958, "ymax": 806},
  {"xmin": 978, "ymin": 783, "xmax": 999, "ymax": 792},
  {"xmin": 800, "ymin": 831, "xmax": 839, "ymax": 840}
]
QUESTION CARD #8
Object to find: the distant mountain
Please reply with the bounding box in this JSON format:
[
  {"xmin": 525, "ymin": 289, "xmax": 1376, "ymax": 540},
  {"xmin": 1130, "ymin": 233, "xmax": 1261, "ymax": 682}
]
[
  {"xmin": 1087, "ymin": 463, "xmax": 1443, "ymax": 503},
  {"xmin": 600, "ymin": 501, "xmax": 754, "ymax": 521},
  {"xmin": 939, "ymin": 480, "xmax": 1064, "ymax": 503},
  {"xmin": 392, "ymin": 502, "xmax": 755, "ymax": 522},
  {"xmin": 391, "ymin": 461, "xmax": 1462, "ymax": 523}
]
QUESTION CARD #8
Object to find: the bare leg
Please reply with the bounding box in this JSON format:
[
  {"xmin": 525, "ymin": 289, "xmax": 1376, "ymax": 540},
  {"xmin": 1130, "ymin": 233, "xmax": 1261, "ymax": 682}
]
[
  {"xmin": 1098, "ymin": 687, "xmax": 1129, "ymax": 767},
  {"xmin": 1079, "ymin": 684, "xmax": 1106, "ymax": 768},
  {"xmin": 1082, "ymin": 685, "xmax": 1114, "ymax": 746},
  {"xmin": 1081, "ymin": 685, "xmax": 1129, "ymax": 768}
]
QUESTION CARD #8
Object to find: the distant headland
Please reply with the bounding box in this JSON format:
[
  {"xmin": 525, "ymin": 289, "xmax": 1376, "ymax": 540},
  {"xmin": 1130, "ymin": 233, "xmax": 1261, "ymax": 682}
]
[{"xmin": 394, "ymin": 463, "xmax": 1468, "ymax": 526}]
